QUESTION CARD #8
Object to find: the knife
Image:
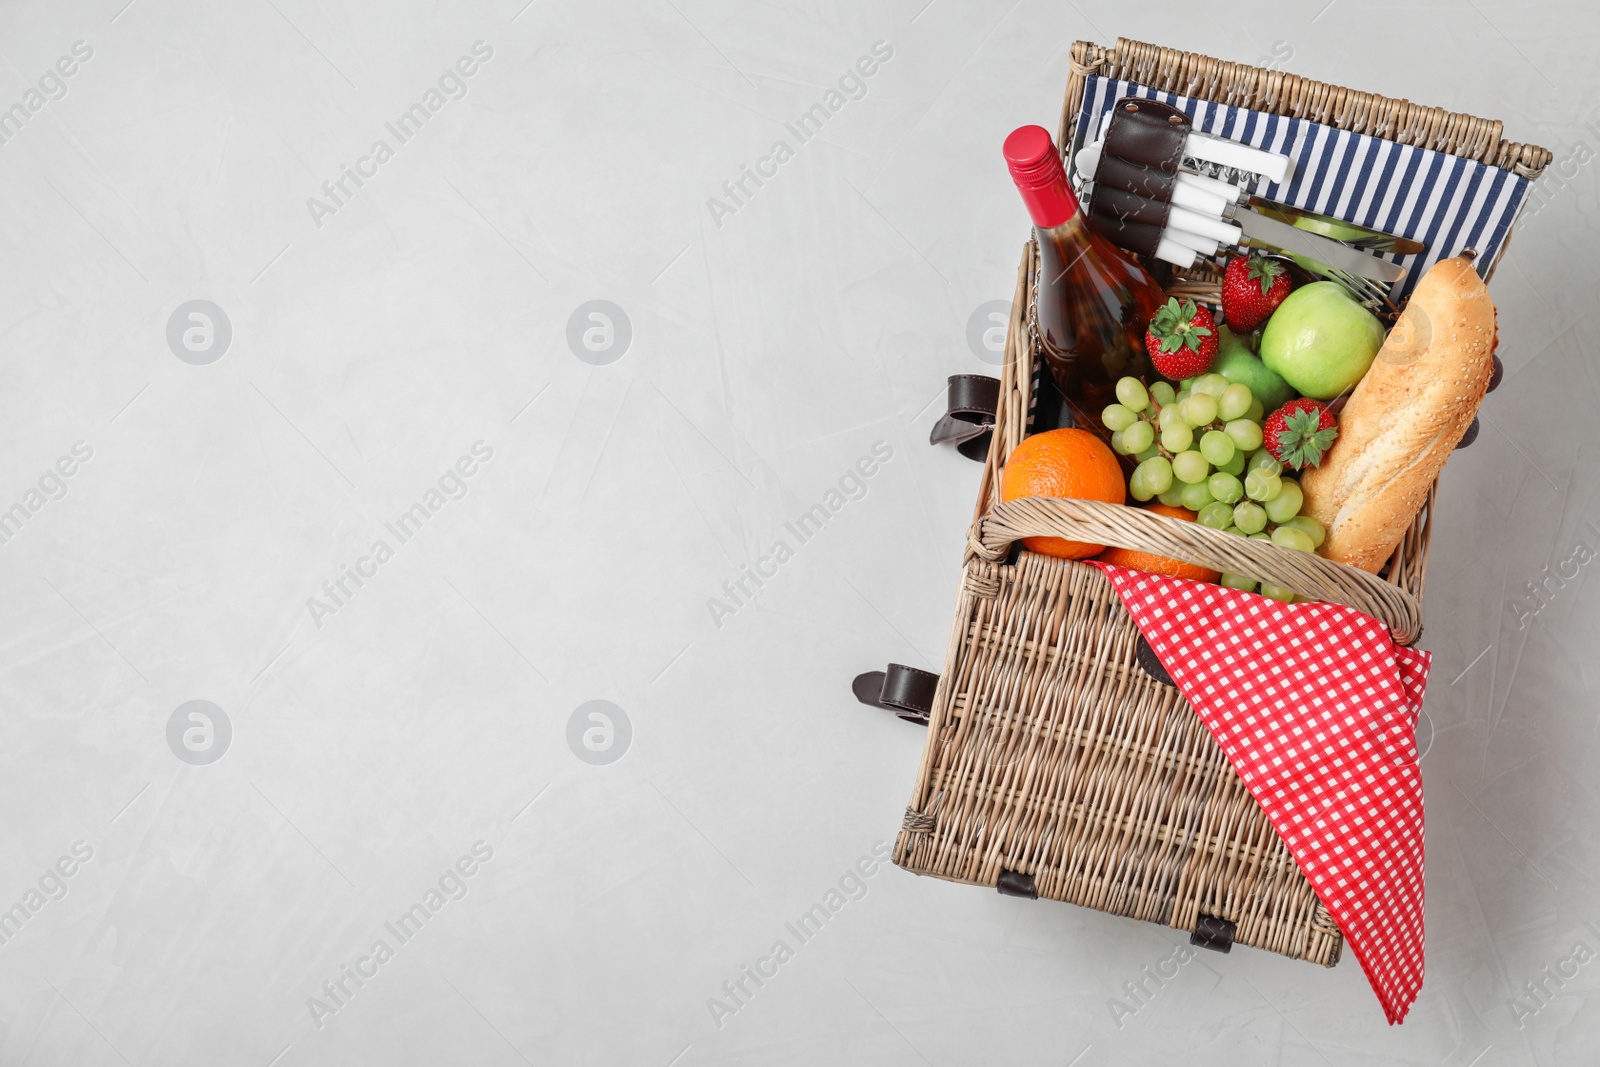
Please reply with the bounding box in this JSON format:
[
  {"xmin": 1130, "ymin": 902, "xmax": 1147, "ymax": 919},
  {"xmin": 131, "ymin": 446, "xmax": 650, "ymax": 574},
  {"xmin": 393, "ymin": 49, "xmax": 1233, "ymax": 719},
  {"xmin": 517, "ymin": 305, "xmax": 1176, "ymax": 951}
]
[
  {"xmin": 1243, "ymin": 196, "xmax": 1427, "ymax": 256},
  {"xmin": 1227, "ymin": 208, "xmax": 1408, "ymax": 282},
  {"xmin": 1151, "ymin": 201, "xmax": 1407, "ymax": 283}
]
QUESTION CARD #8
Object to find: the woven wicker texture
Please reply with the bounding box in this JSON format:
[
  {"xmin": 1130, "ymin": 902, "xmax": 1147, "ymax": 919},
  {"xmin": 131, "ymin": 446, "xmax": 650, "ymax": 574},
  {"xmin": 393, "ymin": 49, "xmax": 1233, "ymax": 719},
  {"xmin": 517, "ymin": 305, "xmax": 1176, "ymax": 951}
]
[
  {"xmin": 1060, "ymin": 39, "xmax": 1552, "ymax": 178},
  {"xmin": 971, "ymin": 498, "xmax": 1423, "ymax": 645},
  {"xmin": 893, "ymin": 38, "xmax": 1538, "ymax": 963},
  {"xmin": 897, "ymin": 553, "xmax": 1345, "ymax": 965}
]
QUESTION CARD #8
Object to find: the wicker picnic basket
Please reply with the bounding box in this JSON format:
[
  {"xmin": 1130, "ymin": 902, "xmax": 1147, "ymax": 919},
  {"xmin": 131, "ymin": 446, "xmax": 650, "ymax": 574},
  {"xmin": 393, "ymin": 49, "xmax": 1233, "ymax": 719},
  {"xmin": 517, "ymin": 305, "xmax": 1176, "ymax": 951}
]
[{"xmin": 891, "ymin": 39, "xmax": 1551, "ymax": 965}]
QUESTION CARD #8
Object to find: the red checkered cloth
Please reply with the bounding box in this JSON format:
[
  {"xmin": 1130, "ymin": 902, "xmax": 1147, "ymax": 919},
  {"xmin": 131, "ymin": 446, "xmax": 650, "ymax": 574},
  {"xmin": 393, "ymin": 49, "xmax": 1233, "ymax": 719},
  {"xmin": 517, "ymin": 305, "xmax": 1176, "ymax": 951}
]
[{"xmin": 1088, "ymin": 562, "xmax": 1431, "ymax": 1024}]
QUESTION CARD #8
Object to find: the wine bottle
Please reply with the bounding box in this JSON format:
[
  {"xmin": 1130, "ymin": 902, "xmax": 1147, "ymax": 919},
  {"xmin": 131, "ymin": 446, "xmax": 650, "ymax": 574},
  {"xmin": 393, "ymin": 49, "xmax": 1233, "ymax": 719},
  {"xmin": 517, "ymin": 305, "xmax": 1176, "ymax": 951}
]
[{"xmin": 1003, "ymin": 125, "xmax": 1167, "ymax": 440}]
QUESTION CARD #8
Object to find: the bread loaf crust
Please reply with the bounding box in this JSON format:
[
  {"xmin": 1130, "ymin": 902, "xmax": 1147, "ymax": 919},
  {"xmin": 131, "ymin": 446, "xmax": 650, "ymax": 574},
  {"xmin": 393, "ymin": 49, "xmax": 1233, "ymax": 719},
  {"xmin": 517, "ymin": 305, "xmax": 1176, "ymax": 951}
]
[{"xmin": 1300, "ymin": 257, "xmax": 1496, "ymax": 573}]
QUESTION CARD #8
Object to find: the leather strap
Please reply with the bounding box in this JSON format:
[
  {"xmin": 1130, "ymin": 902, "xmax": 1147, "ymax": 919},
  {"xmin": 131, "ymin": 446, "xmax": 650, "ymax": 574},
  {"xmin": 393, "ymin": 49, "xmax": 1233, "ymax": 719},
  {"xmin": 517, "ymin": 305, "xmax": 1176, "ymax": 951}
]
[
  {"xmin": 1087, "ymin": 185, "xmax": 1172, "ymax": 258},
  {"xmin": 1086, "ymin": 99, "xmax": 1191, "ymax": 258},
  {"xmin": 996, "ymin": 869, "xmax": 1039, "ymax": 899},
  {"xmin": 929, "ymin": 374, "xmax": 1001, "ymax": 462},
  {"xmin": 1093, "ymin": 153, "xmax": 1178, "ymax": 203},
  {"xmin": 852, "ymin": 663, "xmax": 939, "ymax": 725},
  {"xmin": 1089, "ymin": 185, "xmax": 1172, "ymax": 228},
  {"xmin": 1135, "ymin": 635, "xmax": 1176, "ymax": 687},
  {"xmin": 1103, "ymin": 97, "xmax": 1191, "ymax": 173},
  {"xmin": 1191, "ymin": 913, "xmax": 1237, "ymax": 953},
  {"xmin": 1087, "ymin": 209, "xmax": 1165, "ymax": 259}
]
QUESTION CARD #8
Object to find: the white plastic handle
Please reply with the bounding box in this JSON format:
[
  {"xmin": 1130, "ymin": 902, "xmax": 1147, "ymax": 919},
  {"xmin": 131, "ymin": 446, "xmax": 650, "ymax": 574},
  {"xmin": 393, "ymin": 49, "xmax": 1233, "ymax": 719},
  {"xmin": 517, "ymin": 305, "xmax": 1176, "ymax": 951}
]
[
  {"xmin": 1170, "ymin": 181, "xmax": 1228, "ymax": 218},
  {"xmin": 1184, "ymin": 131, "xmax": 1291, "ymax": 185},
  {"xmin": 1073, "ymin": 144, "xmax": 1101, "ymax": 180},
  {"xmin": 1162, "ymin": 228, "xmax": 1221, "ymax": 257},
  {"xmin": 1153, "ymin": 235, "xmax": 1197, "ymax": 268},
  {"xmin": 1175, "ymin": 168, "xmax": 1246, "ymax": 203},
  {"xmin": 1166, "ymin": 205, "xmax": 1242, "ymax": 245}
]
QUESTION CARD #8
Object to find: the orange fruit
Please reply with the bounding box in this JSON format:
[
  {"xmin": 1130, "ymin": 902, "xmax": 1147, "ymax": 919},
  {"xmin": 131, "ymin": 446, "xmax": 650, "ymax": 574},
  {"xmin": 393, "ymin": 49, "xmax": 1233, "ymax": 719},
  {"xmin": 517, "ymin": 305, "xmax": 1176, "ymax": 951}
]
[
  {"xmin": 999, "ymin": 428, "xmax": 1125, "ymax": 559},
  {"xmin": 1098, "ymin": 504, "xmax": 1221, "ymax": 582}
]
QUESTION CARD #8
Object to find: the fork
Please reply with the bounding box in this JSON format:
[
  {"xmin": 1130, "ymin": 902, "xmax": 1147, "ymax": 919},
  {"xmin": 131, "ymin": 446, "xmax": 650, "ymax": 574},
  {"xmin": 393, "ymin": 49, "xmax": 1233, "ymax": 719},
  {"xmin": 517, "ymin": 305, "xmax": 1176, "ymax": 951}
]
[{"xmin": 1321, "ymin": 265, "xmax": 1399, "ymax": 314}]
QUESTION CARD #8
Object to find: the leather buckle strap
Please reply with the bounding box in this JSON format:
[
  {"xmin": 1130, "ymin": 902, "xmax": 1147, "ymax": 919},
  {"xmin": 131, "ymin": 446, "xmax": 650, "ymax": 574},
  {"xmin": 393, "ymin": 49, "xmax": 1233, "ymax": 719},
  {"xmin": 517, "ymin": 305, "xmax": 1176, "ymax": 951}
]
[
  {"xmin": 1135, "ymin": 635, "xmax": 1176, "ymax": 687},
  {"xmin": 996, "ymin": 869, "xmax": 1039, "ymax": 899},
  {"xmin": 1088, "ymin": 186, "xmax": 1173, "ymax": 260},
  {"xmin": 1088, "ymin": 97, "xmax": 1192, "ymax": 258},
  {"xmin": 928, "ymin": 374, "xmax": 1000, "ymax": 462},
  {"xmin": 852, "ymin": 663, "xmax": 940, "ymax": 725},
  {"xmin": 1093, "ymin": 152, "xmax": 1178, "ymax": 202},
  {"xmin": 1102, "ymin": 96, "xmax": 1191, "ymax": 173},
  {"xmin": 1191, "ymin": 913, "xmax": 1237, "ymax": 954},
  {"xmin": 1087, "ymin": 208, "xmax": 1167, "ymax": 260},
  {"xmin": 1090, "ymin": 184, "xmax": 1173, "ymax": 229}
]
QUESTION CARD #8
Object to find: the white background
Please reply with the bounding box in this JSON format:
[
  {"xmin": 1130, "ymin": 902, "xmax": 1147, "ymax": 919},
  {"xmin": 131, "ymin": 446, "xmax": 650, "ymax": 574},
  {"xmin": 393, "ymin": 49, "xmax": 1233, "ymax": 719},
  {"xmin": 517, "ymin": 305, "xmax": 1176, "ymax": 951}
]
[{"xmin": 0, "ymin": 1, "xmax": 1595, "ymax": 1064}]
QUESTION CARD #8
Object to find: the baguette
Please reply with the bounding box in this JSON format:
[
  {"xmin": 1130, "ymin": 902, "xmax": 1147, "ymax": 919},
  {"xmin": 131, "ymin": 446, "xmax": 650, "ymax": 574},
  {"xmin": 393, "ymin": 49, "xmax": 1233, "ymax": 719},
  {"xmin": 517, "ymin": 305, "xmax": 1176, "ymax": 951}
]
[{"xmin": 1300, "ymin": 256, "xmax": 1496, "ymax": 573}]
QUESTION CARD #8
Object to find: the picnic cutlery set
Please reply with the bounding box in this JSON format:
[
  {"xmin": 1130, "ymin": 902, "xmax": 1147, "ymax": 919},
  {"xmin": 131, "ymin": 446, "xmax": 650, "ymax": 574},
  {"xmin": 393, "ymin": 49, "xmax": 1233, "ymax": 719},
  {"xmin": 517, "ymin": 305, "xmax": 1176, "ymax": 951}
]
[{"xmin": 1077, "ymin": 97, "xmax": 1412, "ymax": 301}]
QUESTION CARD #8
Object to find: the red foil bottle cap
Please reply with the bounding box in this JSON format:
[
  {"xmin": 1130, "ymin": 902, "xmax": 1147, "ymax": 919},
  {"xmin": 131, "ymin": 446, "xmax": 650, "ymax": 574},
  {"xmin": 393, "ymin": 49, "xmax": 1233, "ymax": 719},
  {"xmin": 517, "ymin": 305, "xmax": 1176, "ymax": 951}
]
[{"xmin": 1004, "ymin": 125, "xmax": 1079, "ymax": 228}]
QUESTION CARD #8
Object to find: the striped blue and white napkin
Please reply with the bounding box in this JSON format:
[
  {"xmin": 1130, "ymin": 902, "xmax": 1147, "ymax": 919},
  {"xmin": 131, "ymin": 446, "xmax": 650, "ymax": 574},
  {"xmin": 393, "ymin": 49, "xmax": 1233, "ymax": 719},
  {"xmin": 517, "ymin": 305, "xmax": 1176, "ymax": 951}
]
[{"xmin": 1069, "ymin": 75, "xmax": 1532, "ymax": 303}]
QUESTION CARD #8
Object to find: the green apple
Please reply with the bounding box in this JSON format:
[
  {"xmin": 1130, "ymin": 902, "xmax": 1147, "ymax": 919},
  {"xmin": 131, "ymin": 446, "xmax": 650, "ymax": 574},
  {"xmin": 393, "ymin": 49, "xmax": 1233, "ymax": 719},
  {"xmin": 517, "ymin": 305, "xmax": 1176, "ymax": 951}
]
[
  {"xmin": 1212, "ymin": 325, "xmax": 1296, "ymax": 411},
  {"xmin": 1259, "ymin": 282, "xmax": 1385, "ymax": 400}
]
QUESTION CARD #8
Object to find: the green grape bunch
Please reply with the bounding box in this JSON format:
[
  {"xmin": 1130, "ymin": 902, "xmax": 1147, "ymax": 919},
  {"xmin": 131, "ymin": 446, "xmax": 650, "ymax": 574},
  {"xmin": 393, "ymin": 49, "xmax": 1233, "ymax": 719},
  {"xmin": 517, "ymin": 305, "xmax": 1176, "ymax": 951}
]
[{"xmin": 1102, "ymin": 374, "xmax": 1328, "ymax": 604}]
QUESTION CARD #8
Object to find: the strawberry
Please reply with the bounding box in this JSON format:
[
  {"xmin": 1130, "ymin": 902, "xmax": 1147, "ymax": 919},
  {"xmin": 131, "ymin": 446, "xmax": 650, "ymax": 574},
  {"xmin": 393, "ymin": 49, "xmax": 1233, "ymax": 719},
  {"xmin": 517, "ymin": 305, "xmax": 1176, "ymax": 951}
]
[
  {"xmin": 1221, "ymin": 254, "xmax": 1293, "ymax": 332},
  {"xmin": 1263, "ymin": 398, "xmax": 1339, "ymax": 470},
  {"xmin": 1144, "ymin": 298, "xmax": 1218, "ymax": 379}
]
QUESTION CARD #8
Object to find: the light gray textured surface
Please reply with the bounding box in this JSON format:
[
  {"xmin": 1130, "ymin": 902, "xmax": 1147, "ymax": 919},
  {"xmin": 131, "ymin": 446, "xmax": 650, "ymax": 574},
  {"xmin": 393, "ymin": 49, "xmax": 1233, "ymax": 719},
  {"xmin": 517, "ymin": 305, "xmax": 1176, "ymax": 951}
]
[{"xmin": 0, "ymin": 1, "xmax": 1595, "ymax": 1064}]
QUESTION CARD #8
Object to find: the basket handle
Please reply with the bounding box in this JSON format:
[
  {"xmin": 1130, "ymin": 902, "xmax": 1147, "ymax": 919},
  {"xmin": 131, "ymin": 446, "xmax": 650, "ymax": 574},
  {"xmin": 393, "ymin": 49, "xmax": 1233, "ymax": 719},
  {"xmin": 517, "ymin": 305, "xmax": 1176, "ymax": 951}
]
[{"xmin": 970, "ymin": 498, "xmax": 1423, "ymax": 645}]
